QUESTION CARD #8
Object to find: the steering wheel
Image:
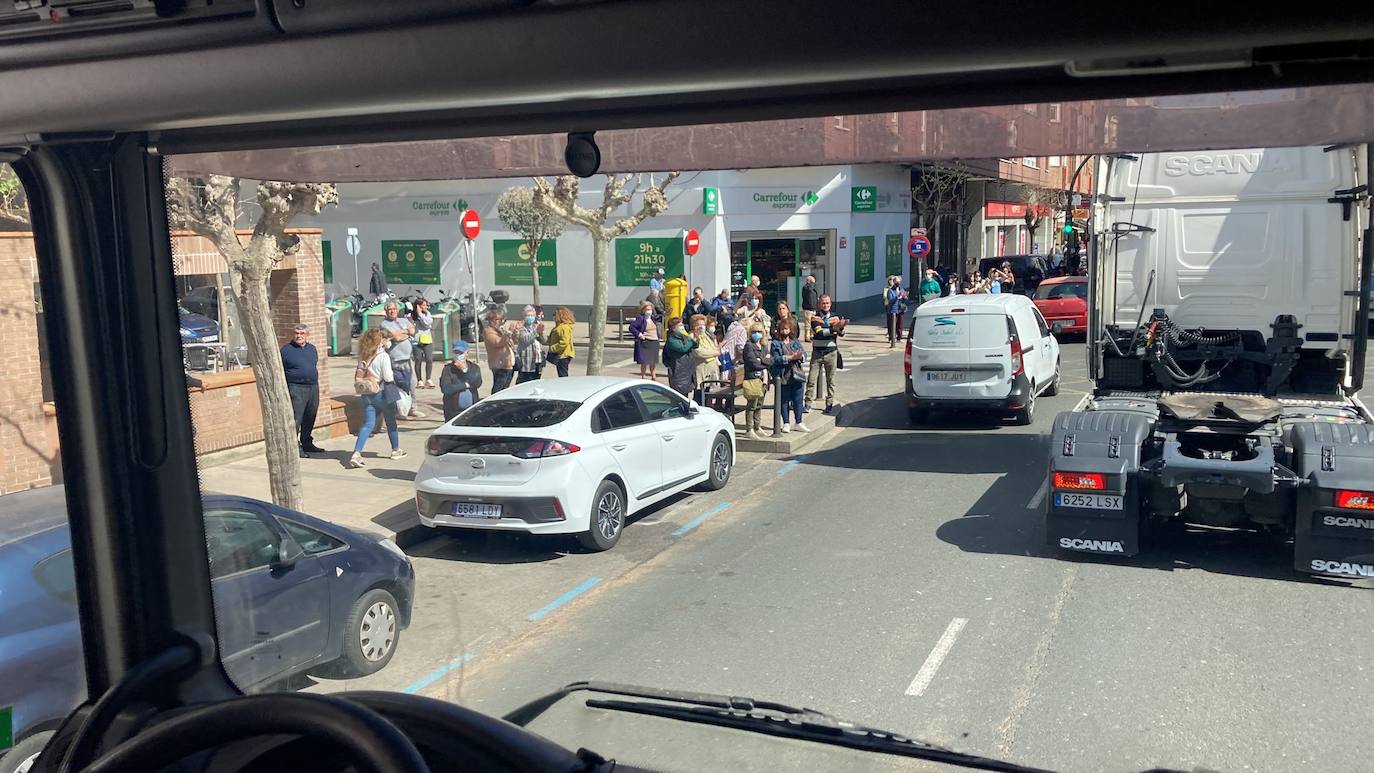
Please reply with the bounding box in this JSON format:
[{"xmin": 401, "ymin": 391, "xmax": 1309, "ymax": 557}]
[
  {"xmin": 78, "ymin": 691, "xmax": 591, "ymax": 773},
  {"xmin": 82, "ymin": 693, "xmax": 428, "ymax": 773}
]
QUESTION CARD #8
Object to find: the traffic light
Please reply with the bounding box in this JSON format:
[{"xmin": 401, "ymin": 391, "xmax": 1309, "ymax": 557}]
[{"xmin": 1063, "ymin": 222, "xmax": 1075, "ymax": 236}]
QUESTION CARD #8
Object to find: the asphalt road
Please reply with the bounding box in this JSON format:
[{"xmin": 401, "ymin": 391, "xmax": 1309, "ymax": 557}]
[{"xmin": 313, "ymin": 341, "xmax": 1373, "ymax": 772}]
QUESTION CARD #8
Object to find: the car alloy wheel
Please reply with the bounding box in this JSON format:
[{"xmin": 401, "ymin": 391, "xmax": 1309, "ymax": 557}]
[
  {"xmin": 712, "ymin": 442, "xmax": 731, "ymax": 481},
  {"xmin": 359, "ymin": 599, "xmax": 397, "ymax": 662},
  {"xmin": 596, "ymin": 489, "xmax": 623, "ymax": 543}
]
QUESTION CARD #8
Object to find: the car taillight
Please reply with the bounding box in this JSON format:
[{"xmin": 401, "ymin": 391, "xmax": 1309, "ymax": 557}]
[
  {"xmin": 903, "ymin": 339, "xmax": 913, "ymax": 376},
  {"xmin": 1335, "ymin": 489, "xmax": 1374, "ymax": 510},
  {"xmin": 1053, "ymin": 472, "xmax": 1105, "ymax": 490},
  {"xmin": 427, "ymin": 435, "xmax": 461, "ymax": 456},
  {"xmin": 513, "ymin": 439, "xmax": 582, "ymax": 459},
  {"xmin": 1009, "ymin": 335, "xmax": 1024, "ymax": 376}
]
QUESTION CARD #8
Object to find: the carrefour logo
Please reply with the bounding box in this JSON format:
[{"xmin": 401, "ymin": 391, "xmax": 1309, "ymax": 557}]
[
  {"xmin": 752, "ymin": 190, "xmax": 820, "ymax": 209},
  {"xmin": 412, "ymin": 199, "xmax": 469, "ymax": 217},
  {"xmin": 933, "ymin": 317, "xmax": 957, "ymax": 326}
]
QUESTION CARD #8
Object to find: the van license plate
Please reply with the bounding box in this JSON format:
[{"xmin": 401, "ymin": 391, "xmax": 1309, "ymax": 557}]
[
  {"xmin": 927, "ymin": 371, "xmax": 966, "ymax": 382},
  {"xmin": 451, "ymin": 502, "xmax": 502, "ymax": 519},
  {"xmin": 1054, "ymin": 493, "xmax": 1122, "ymax": 510}
]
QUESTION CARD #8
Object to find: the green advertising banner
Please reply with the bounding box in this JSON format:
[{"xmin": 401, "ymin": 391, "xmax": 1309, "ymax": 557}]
[
  {"xmin": 380, "ymin": 239, "xmax": 441, "ymax": 285},
  {"xmin": 321, "ymin": 239, "xmax": 333, "ymax": 283},
  {"xmin": 615, "ymin": 237, "xmax": 684, "ymax": 286},
  {"xmin": 854, "ymin": 236, "xmax": 875, "ymax": 283},
  {"xmin": 885, "ymin": 234, "xmax": 903, "ymax": 277},
  {"xmin": 493, "ymin": 239, "xmax": 558, "ymax": 286},
  {"xmin": 851, "ymin": 186, "xmax": 877, "ymax": 212}
]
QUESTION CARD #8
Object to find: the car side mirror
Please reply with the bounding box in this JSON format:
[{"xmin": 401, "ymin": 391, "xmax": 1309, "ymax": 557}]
[
  {"xmin": 687, "ymin": 402, "xmax": 700, "ymax": 417},
  {"xmin": 274, "ymin": 538, "xmax": 305, "ymax": 569}
]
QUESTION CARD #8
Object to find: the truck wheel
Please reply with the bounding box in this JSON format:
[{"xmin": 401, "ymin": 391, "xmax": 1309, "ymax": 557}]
[
  {"xmin": 1045, "ymin": 361, "xmax": 1061, "ymax": 396},
  {"xmin": 1013, "ymin": 392, "xmax": 1036, "ymax": 425}
]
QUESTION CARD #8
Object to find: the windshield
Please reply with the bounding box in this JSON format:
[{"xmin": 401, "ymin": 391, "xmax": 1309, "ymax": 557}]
[
  {"xmin": 7, "ymin": 88, "xmax": 1374, "ymax": 772},
  {"xmin": 450, "ymin": 399, "xmax": 580, "ymax": 428}
]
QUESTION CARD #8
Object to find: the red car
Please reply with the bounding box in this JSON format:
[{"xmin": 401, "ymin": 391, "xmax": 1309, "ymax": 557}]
[{"xmin": 1033, "ymin": 276, "xmax": 1088, "ymax": 336}]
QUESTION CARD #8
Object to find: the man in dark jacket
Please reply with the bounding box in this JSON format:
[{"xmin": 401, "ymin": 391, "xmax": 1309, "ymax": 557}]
[
  {"xmin": 368, "ymin": 262, "xmax": 388, "ymax": 296},
  {"xmin": 800, "ymin": 274, "xmax": 820, "ymax": 342},
  {"xmin": 281, "ymin": 323, "xmax": 325, "ymax": 457},
  {"xmin": 439, "ymin": 340, "xmax": 484, "ymax": 421}
]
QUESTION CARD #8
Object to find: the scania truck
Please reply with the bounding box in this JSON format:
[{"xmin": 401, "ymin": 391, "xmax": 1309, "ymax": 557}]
[{"xmin": 1045, "ymin": 145, "xmax": 1374, "ymax": 578}]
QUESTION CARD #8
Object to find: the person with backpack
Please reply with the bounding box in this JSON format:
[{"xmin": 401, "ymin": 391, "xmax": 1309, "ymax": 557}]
[{"xmin": 349, "ymin": 328, "xmax": 405, "ymax": 469}]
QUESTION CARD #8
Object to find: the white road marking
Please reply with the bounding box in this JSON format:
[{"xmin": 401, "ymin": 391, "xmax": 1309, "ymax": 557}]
[
  {"xmin": 905, "ymin": 617, "xmax": 968, "ymax": 696},
  {"xmin": 609, "ymin": 357, "xmax": 636, "ymax": 368},
  {"xmin": 1028, "ymin": 478, "xmax": 1049, "ymax": 510}
]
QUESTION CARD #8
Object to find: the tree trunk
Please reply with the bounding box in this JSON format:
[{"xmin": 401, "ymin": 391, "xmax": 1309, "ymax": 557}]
[
  {"xmin": 230, "ymin": 261, "xmax": 304, "ymax": 511},
  {"xmin": 528, "ymin": 237, "xmax": 543, "ymax": 307},
  {"xmin": 586, "ymin": 232, "xmax": 609, "ymax": 375}
]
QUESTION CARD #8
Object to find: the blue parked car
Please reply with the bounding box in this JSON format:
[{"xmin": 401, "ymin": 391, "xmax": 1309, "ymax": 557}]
[
  {"xmin": 179, "ymin": 302, "xmax": 220, "ymax": 343},
  {"xmin": 0, "ymin": 487, "xmax": 414, "ymax": 771}
]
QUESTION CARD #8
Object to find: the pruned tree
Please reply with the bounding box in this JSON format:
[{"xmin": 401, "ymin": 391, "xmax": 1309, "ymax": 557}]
[
  {"xmin": 0, "ymin": 164, "xmax": 29, "ymax": 228},
  {"xmin": 496, "ymin": 186, "xmax": 566, "ymax": 307},
  {"xmin": 910, "ymin": 164, "xmax": 970, "ymax": 230},
  {"xmin": 167, "ymin": 175, "xmax": 338, "ymax": 510},
  {"xmin": 1020, "ymin": 185, "xmax": 1068, "ymax": 252},
  {"xmin": 531, "ymin": 172, "xmax": 679, "ymax": 375}
]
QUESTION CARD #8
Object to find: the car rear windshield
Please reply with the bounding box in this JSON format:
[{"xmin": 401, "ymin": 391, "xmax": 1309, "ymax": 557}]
[
  {"xmin": 450, "ymin": 399, "xmax": 580, "ymax": 428},
  {"xmin": 1034, "ymin": 282, "xmax": 1087, "ymax": 300}
]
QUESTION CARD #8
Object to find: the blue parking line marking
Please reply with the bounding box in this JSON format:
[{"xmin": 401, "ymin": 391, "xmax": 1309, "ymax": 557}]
[
  {"xmin": 671, "ymin": 501, "xmax": 732, "ymax": 537},
  {"xmin": 777, "ymin": 456, "xmax": 807, "ymax": 475},
  {"xmin": 528, "ymin": 577, "xmax": 602, "ymax": 621},
  {"xmin": 401, "ymin": 652, "xmax": 475, "ymax": 694}
]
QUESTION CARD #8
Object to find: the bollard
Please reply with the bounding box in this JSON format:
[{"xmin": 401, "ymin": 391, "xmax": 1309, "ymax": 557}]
[{"xmin": 770, "ymin": 373, "xmax": 783, "ymax": 438}]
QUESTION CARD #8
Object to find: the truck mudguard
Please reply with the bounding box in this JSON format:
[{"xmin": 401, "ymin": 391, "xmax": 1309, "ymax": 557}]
[
  {"xmin": 1047, "ymin": 410, "xmax": 1155, "ymax": 556},
  {"xmin": 1290, "ymin": 422, "xmax": 1374, "ymax": 578}
]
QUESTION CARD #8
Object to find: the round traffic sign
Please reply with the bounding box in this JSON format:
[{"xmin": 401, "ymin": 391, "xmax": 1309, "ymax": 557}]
[
  {"xmin": 344, "ymin": 234, "xmax": 360, "ymax": 257},
  {"xmin": 683, "ymin": 228, "xmax": 701, "ymax": 257},
  {"xmin": 460, "ymin": 208, "xmax": 481, "ymax": 240},
  {"xmin": 908, "ymin": 234, "xmax": 931, "ymax": 258}
]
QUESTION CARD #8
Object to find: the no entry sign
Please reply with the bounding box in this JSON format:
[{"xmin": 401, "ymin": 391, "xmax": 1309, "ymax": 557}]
[
  {"xmin": 460, "ymin": 208, "xmax": 481, "ymax": 240},
  {"xmin": 908, "ymin": 233, "xmax": 932, "ymax": 258},
  {"xmin": 683, "ymin": 228, "xmax": 701, "ymax": 256}
]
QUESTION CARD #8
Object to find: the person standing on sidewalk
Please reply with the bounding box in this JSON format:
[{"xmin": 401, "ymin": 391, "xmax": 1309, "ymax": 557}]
[
  {"xmin": 439, "ymin": 340, "xmax": 483, "ymax": 421},
  {"xmin": 690, "ymin": 313, "xmax": 719, "ymax": 404},
  {"xmin": 919, "ymin": 268, "xmax": 943, "ymax": 305},
  {"xmin": 482, "ymin": 309, "xmax": 516, "ymax": 394},
  {"xmin": 545, "ymin": 306, "xmax": 575, "ymax": 377},
  {"xmin": 629, "ymin": 301, "xmax": 661, "ymax": 380},
  {"xmin": 281, "ymin": 323, "xmax": 326, "ymax": 458},
  {"xmin": 800, "ymin": 274, "xmax": 819, "ymax": 343},
  {"xmin": 685, "ymin": 286, "xmax": 710, "ymax": 321},
  {"xmin": 380, "ymin": 300, "xmax": 426, "ymax": 419},
  {"xmin": 743, "ymin": 274, "xmax": 765, "ymax": 307},
  {"xmin": 773, "ymin": 320, "xmax": 809, "ymax": 433},
  {"xmin": 883, "ymin": 276, "xmax": 909, "ymax": 347},
  {"xmin": 349, "ymin": 328, "xmax": 405, "ymax": 468},
  {"xmin": 805, "ymin": 294, "xmax": 847, "ymax": 415},
  {"xmin": 741, "ymin": 323, "xmax": 773, "ymax": 439},
  {"xmin": 648, "ymin": 267, "xmax": 667, "ymax": 316},
  {"xmin": 368, "ymin": 262, "xmax": 387, "ymax": 298},
  {"xmin": 708, "ymin": 288, "xmax": 735, "ymax": 332},
  {"xmin": 410, "ymin": 297, "xmax": 436, "ymax": 388},
  {"xmin": 513, "ymin": 305, "xmax": 547, "ymax": 384},
  {"xmin": 772, "ymin": 300, "xmax": 799, "ymax": 341},
  {"xmin": 663, "ymin": 316, "xmax": 698, "ymax": 398}
]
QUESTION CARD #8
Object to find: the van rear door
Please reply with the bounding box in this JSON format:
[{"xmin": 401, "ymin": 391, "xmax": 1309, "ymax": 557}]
[{"xmin": 910, "ymin": 309, "xmax": 1011, "ymax": 399}]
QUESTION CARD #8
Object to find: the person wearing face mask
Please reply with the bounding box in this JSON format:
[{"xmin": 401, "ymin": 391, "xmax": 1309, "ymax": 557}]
[
  {"xmin": 740, "ymin": 292, "xmax": 770, "ymax": 328},
  {"xmin": 629, "ymin": 300, "xmax": 661, "ymax": 380},
  {"xmin": 662, "ymin": 316, "xmax": 699, "ymax": 398},
  {"xmin": 482, "ymin": 309, "xmax": 516, "ymax": 393},
  {"xmin": 740, "ymin": 323, "xmax": 773, "ymax": 439},
  {"xmin": 439, "ymin": 340, "xmax": 483, "ymax": 421},
  {"xmin": 689, "ymin": 314, "xmax": 720, "ymax": 405},
  {"xmin": 512, "ymin": 305, "xmax": 547, "ymax": 384}
]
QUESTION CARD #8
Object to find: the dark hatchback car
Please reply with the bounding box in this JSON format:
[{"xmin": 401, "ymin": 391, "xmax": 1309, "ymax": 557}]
[
  {"xmin": 0, "ymin": 488, "xmax": 413, "ymax": 769},
  {"xmin": 977, "ymin": 254, "xmax": 1050, "ymax": 295}
]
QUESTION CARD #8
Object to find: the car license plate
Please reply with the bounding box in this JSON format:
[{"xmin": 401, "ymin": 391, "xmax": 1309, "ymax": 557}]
[
  {"xmin": 1054, "ymin": 493, "xmax": 1123, "ymax": 510},
  {"xmin": 1052, "ymin": 320, "xmax": 1070, "ymax": 332},
  {"xmin": 926, "ymin": 370, "xmax": 966, "ymax": 382},
  {"xmin": 451, "ymin": 502, "xmax": 502, "ymax": 519}
]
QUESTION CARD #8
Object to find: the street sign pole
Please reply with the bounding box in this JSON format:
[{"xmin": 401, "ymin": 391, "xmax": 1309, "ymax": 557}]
[{"xmin": 346, "ymin": 226, "xmax": 361, "ymax": 293}]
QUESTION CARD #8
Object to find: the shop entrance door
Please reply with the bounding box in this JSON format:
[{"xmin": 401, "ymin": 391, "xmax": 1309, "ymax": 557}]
[{"xmin": 729, "ymin": 231, "xmax": 832, "ymax": 315}]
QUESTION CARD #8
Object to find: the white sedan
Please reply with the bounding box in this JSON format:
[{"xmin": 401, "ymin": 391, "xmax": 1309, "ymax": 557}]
[{"xmin": 415, "ymin": 376, "xmax": 736, "ymax": 550}]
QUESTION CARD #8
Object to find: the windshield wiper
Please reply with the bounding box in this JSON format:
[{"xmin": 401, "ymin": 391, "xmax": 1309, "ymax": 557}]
[{"xmin": 504, "ymin": 681, "xmax": 1050, "ymax": 773}]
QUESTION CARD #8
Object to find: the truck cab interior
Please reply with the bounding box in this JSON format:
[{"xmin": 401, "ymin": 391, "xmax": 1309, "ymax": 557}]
[{"xmin": 2, "ymin": 2, "xmax": 1373, "ymax": 770}]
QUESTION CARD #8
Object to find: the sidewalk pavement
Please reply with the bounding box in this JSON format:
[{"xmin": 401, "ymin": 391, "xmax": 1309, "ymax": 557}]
[{"xmin": 198, "ymin": 314, "xmax": 894, "ymax": 544}]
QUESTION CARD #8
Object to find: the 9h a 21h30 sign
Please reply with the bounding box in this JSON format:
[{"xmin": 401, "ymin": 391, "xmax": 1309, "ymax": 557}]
[{"xmin": 615, "ymin": 237, "xmax": 683, "ymax": 286}]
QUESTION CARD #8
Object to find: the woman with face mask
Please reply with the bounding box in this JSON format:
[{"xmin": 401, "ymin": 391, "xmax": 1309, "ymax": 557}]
[
  {"xmin": 439, "ymin": 340, "xmax": 483, "ymax": 421},
  {"xmin": 662, "ymin": 315, "xmax": 699, "ymax": 398},
  {"xmin": 740, "ymin": 322, "xmax": 773, "ymax": 439},
  {"xmin": 689, "ymin": 314, "xmax": 720, "ymax": 405},
  {"xmin": 629, "ymin": 300, "xmax": 661, "ymax": 380},
  {"xmin": 512, "ymin": 305, "xmax": 547, "ymax": 384}
]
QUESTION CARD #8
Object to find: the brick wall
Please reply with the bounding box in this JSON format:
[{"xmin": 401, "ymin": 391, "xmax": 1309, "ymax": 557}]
[
  {"xmin": 0, "ymin": 233, "xmax": 59, "ymax": 494},
  {"xmin": 0, "ymin": 229, "xmax": 339, "ymax": 493}
]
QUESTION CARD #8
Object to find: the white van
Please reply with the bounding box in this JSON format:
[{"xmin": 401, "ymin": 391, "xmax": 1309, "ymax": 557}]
[{"xmin": 903, "ymin": 293, "xmax": 1061, "ymax": 425}]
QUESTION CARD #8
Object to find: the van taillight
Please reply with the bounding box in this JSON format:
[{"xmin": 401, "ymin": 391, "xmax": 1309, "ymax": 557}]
[
  {"xmin": 1009, "ymin": 336, "xmax": 1024, "ymax": 376},
  {"xmin": 903, "ymin": 339, "xmax": 912, "ymax": 376}
]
